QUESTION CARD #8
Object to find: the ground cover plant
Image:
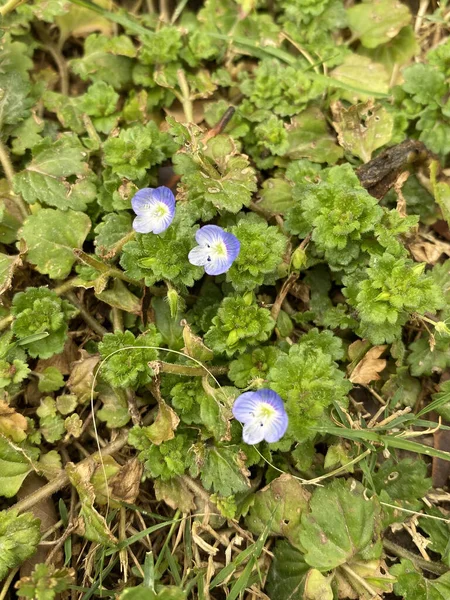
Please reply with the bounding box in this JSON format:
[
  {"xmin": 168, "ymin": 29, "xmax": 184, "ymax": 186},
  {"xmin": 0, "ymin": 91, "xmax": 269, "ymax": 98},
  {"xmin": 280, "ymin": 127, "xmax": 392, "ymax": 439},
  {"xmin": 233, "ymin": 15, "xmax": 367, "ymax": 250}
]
[{"xmin": 2, "ymin": 0, "xmax": 450, "ymax": 597}]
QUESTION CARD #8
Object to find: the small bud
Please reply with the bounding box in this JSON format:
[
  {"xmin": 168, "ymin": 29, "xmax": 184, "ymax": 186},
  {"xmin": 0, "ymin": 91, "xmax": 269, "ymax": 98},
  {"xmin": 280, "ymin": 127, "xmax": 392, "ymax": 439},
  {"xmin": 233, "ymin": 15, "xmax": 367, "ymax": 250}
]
[
  {"xmin": 435, "ymin": 321, "xmax": 450, "ymax": 336},
  {"xmin": 375, "ymin": 291, "xmax": 391, "ymax": 302},
  {"xmin": 167, "ymin": 288, "xmax": 179, "ymax": 318},
  {"xmin": 242, "ymin": 291, "xmax": 254, "ymax": 306},
  {"xmin": 291, "ymin": 246, "xmax": 307, "ymax": 270},
  {"xmin": 411, "ymin": 262, "xmax": 426, "ymax": 276},
  {"xmin": 227, "ymin": 330, "xmax": 240, "ymax": 346}
]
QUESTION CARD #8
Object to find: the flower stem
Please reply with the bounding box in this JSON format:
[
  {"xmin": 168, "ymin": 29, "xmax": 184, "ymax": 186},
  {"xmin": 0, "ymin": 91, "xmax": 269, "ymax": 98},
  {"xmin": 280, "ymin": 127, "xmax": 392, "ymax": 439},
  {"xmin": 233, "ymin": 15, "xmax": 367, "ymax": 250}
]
[
  {"xmin": 149, "ymin": 360, "xmax": 228, "ymax": 377},
  {"xmin": 0, "ymin": 139, "xmax": 29, "ymax": 220},
  {"xmin": 0, "ymin": 0, "xmax": 25, "ymax": 16},
  {"xmin": 383, "ymin": 538, "xmax": 448, "ymax": 576},
  {"xmin": 65, "ymin": 291, "xmax": 108, "ymax": 337},
  {"xmin": 0, "ymin": 315, "xmax": 13, "ymax": 332},
  {"xmin": 176, "ymin": 69, "xmax": 194, "ymax": 123}
]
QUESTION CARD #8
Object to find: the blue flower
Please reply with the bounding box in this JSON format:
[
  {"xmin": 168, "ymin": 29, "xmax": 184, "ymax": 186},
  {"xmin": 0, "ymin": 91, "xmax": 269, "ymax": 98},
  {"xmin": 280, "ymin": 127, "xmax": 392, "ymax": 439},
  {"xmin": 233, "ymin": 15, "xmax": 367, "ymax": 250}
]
[
  {"xmin": 131, "ymin": 186, "xmax": 176, "ymax": 234},
  {"xmin": 188, "ymin": 225, "xmax": 240, "ymax": 276},
  {"xmin": 232, "ymin": 389, "xmax": 288, "ymax": 444}
]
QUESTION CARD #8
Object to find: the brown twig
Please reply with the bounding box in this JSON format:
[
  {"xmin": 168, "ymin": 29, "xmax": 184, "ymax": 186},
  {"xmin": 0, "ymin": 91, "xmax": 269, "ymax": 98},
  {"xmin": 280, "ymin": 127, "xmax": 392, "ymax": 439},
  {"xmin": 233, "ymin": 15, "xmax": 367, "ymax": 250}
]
[
  {"xmin": 271, "ymin": 273, "xmax": 299, "ymax": 322},
  {"xmin": 202, "ymin": 107, "xmax": 236, "ymax": 143}
]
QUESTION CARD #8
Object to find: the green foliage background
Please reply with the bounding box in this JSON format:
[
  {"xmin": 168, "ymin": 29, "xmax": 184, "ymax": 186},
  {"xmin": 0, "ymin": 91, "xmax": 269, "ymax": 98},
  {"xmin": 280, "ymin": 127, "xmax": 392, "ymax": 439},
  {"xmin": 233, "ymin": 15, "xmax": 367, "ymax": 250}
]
[{"xmin": 0, "ymin": 0, "xmax": 450, "ymax": 597}]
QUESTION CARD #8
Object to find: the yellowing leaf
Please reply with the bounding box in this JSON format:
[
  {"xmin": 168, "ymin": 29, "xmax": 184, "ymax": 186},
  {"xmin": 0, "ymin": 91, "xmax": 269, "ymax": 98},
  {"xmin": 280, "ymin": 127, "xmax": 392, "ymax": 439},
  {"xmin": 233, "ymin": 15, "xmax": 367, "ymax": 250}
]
[
  {"xmin": 347, "ymin": 0, "xmax": 411, "ymax": 49},
  {"xmin": 332, "ymin": 101, "xmax": 394, "ymax": 163},
  {"xmin": 145, "ymin": 399, "xmax": 180, "ymax": 445},
  {"xmin": 350, "ymin": 345, "xmax": 387, "ymax": 385},
  {"xmin": 56, "ymin": 0, "xmax": 114, "ymax": 45},
  {"xmin": 0, "ymin": 400, "xmax": 27, "ymax": 443}
]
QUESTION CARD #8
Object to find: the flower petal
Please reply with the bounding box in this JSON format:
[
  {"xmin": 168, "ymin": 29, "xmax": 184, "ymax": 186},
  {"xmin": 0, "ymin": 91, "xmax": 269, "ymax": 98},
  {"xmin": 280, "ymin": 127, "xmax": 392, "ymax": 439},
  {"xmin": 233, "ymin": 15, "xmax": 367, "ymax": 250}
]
[
  {"xmin": 232, "ymin": 392, "xmax": 261, "ymax": 424},
  {"xmin": 242, "ymin": 420, "xmax": 266, "ymax": 445},
  {"xmin": 264, "ymin": 411, "xmax": 289, "ymax": 443},
  {"xmin": 255, "ymin": 389, "xmax": 285, "ymax": 413},
  {"xmin": 188, "ymin": 245, "xmax": 210, "ymax": 267},
  {"xmin": 195, "ymin": 224, "xmax": 226, "ymax": 246},
  {"xmin": 222, "ymin": 231, "xmax": 240, "ymax": 263},
  {"xmin": 204, "ymin": 255, "xmax": 232, "ymax": 276},
  {"xmin": 151, "ymin": 186, "xmax": 176, "ymax": 211},
  {"xmin": 131, "ymin": 188, "xmax": 154, "ymax": 215},
  {"xmin": 132, "ymin": 214, "xmax": 160, "ymax": 234}
]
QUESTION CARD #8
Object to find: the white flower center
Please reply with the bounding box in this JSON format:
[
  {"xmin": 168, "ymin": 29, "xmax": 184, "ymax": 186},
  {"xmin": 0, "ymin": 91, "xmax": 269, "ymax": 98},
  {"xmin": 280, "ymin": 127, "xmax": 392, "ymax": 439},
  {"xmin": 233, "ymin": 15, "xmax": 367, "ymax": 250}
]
[
  {"xmin": 251, "ymin": 402, "xmax": 277, "ymax": 428},
  {"xmin": 146, "ymin": 201, "xmax": 169, "ymax": 220},
  {"xmin": 206, "ymin": 240, "xmax": 227, "ymax": 262}
]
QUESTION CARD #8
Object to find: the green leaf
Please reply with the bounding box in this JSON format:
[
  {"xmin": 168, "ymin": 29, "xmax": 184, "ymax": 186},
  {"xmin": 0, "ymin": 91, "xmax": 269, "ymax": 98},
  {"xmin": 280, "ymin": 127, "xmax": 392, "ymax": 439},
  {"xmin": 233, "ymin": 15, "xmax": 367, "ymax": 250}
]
[
  {"xmin": 347, "ymin": 0, "xmax": 411, "ymax": 48},
  {"xmin": 12, "ymin": 287, "xmax": 76, "ymax": 359},
  {"xmin": 20, "ymin": 209, "xmax": 91, "ymax": 279},
  {"xmin": 332, "ymin": 101, "xmax": 394, "ymax": 163},
  {"xmin": 205, "ymin": 295, "xmax": 275, "ymax": 358},
  {"xmin": 69, "ymin": 33, "xmax": 135, "ymax": 89},
  {"xmin": 103, "ymin": 122, "xmax": 176, "ymax": 180},
  {"xmin": 42, "ymin": 91, "xmax": 84, "ymax": 135},
  {"xmin": 391, "ymin": 559, "xmax": 450, "ymax": 599},
  {"xmin": 0, "ymin": 510, "xmax": 41, "ymax": 580},
  {"xmin": 285, "ymin": 107, "xmax": 343, "ymax": 165},
  {"xmin": 360, "ymin": 25, "xmax": 418, "ymax": 76},
  {"xmin": 246, "ymin": 474, "xmax": 310, "ymax": 539},
  {"xmin": 258, "ymin": 178, "xmax": 294, "ymax": 214},
  {"xmin": 402, "ymin": 63, "xmax": 447, "ymax": 106},
  {"xmin": 94, "ymin": 212, "xmax": 132, "ymax": 259},
  {"xmin": 37, "ymin": 397, "xmax": 65, "ymax": 443},
  {"xmin": 199, "ymin": 445, "xmax": 251, "ymax": 497},
  {"xmin": 37, "ymin": 367, "xmax": 65, "ymax": 393},
  {"xmin": 10, "ymin": 115, "xmax": 44, "ymax": 155},
  {"xmin": 227, "ymin": 213, "xmax": 287, "ymax": 291},
  {"xmin": 0, "ymin": 72, "xmax": 32, "ymax": 127},
  {"xmin": 151, "ymin": 297, "xmax": 184, "ymax": 350},
  {"xmin": 372, "ymin": 458, "xmax": 431, "ymax": 504},
  {"xmin": 96, "ymin": 279, "xmax": 141, "ymax": 315},
  {"xmin": 16, "ymin": 564, "xmax": 75, "ymax": 600},
  {"xmin": 119, "ymin": 586, "xmax": 186, "ymax": 600},
  {"xmin": 430, "ymin": 160, "xmax": 450, "ymax": 226},
  {"xmin": 121, "ymin": 221, "xmax": 202, "ymax": 288},
  {"xmin": 266, "ymin": 540, "xmax": 313, "ymax": 600},
  {"xmin": 419, "ymin": 507, "xmax": 450, "ymax": 566},
  {"xmin": 297, "ymin": 479, "xmax": 382, "ymax": 570},
  {"xmin": 0, "ymin": 436, "xmax": 36, "ymax": 498},
  {"xmin": 331, "ymin": 54, "xmax": 389, "ymax": 102},
  {"xmin": 13, "ymin": 135, "xmax": 94, "ymax": 210},
  {"xmin": 98, "ymin": 328, "xmax": 161, "ymax": 389}
]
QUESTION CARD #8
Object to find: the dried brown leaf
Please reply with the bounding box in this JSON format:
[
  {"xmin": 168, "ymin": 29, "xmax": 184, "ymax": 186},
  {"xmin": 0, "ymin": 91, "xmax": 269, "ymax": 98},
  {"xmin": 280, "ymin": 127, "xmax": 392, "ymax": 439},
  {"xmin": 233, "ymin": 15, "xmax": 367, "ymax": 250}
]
[{"xmin": 350, "ymin": 345, "xmax": 387, "ymax": 385}]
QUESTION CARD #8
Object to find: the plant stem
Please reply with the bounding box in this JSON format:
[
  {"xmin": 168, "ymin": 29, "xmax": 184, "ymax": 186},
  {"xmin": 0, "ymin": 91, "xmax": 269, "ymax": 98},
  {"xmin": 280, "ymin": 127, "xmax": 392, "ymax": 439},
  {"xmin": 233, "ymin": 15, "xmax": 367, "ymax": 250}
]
[
  {"xmin": 0, "ymin": 315, "xmax": 13, "ymax": 332},
  {"xmin": 0, "ymin": 0, "xmax": 25, "ymax": 16},
  {"xmin": 10, "ymin": 429, "xmax": 129, "ymax": 515},
  {"xmin": 150, "ymin": 361, "xmax": 229, "ymax": 377},
  {"xmin": 65, "ymin": 291, "xmax": 108, "ymax": 337},
  {"xmin": 0, "ymin": 567, "xmax": 18, "ymax": 600},
  {"xmin": 383, "ymin": 538, "xmax": 448, "ymax": 576},
  {"xmin": 0, "ymin": 139, "xmax": 29, "ymax": 220},
  {"xmin": 176, "ymin": 69, "xmax": 194, "ymax": 123}
]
